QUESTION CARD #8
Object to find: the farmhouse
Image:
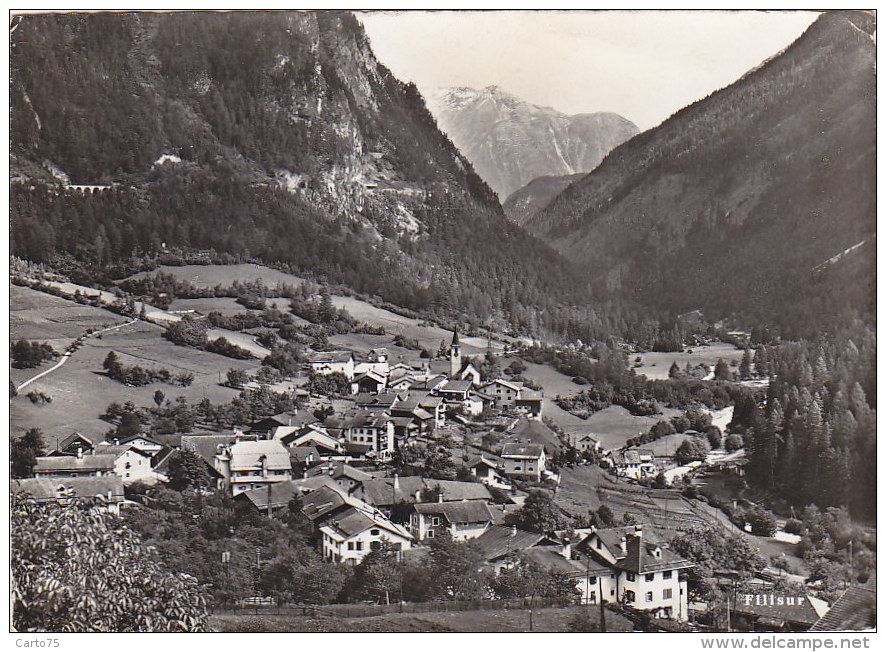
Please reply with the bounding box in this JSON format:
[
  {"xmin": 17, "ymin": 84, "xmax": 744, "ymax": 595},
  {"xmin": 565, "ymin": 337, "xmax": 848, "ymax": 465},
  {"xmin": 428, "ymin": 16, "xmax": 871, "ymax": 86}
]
[
  {"xmin": 351, "ymin": 369, "xmax": 387, "ymax": 395},
  {"xmin": 33, "ymin": 452, "xmax": 116, "ymax": 478},
  {"xmin": 320, "ymin": 506, "xmax": 413, "ymax": 565},
  {"xmin": 11, "ymin": 476, "xmax": 126, "ymax": 514},
  {"xmin": 466, "ymin": 455, "xmax": 511, "ymax": 490},
  {"xmin": 46, "ymin": 432, "xmax": 95, "ymax": 457},
  {"xmin": 500, "ymin": 443, "xmax": 547, "ymax": 481},
  {"xmin": 310, "ymin": 350, "xmax": 356, "ymax": 380},
  {"xmin": 481, "ymin": 378, "xmax": 524, "ymax": 409},
  {"xmin": 610, "ymin": 449, "xmax": 657, "ymax": 480},
  {"xmin": 473, "ymin": 525, "xmax": 557, "ymax": 573},
  {"xmin": 408, "ymin": 500, "xmax": 495, "ymax": 541},
  {"xmin": 215, "ymin": 439, "xmax": 293, "ymax": 496},
  {"xmin": 93, "ymin": 443, "xmax": 157, "ymax": 484}
]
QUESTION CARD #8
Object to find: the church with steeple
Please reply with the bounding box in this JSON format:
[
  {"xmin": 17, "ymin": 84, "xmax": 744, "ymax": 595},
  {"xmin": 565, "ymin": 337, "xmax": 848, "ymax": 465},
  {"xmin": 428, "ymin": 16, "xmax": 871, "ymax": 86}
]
[{"xmin": 449, "ymin": 328, "xmax": 461, "ymax": 378}]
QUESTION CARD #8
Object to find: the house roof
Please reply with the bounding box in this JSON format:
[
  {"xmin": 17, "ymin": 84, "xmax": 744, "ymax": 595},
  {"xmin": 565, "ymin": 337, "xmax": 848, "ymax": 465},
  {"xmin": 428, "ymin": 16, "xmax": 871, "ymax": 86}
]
[
  {"xmin": 306, "ymin": 462, "xmax": 373, "ymax": 484},
  {"xmin": 809, "ymin": 577, "xmax": 876, "ymax": 631},
  {"xmin": 355, "ymin": 392, "xmax": 398, "ymax": 408},
  {"xmin": 521, "ymin": 547, "xmax": 586, "ymax": 575},
  {"xmin": 53, "ymin": 431, "xmax": 94, "ymax": 452},
  {"xmin": 356, "ymin": 476, "xmax": 425, "ymax": 505},
  {"xmin": 353, "ymin": 370, "xmax": 386, "ymax": 384},
  {"xmin": 289, "ymin": 446, "xmax": 320, "ymax": 464},
  {"xmin": 228, "ymin": 440, "xmax": 291, "ymax": 471},
  {"xmin": 34, "ymin": 454, "xmax": 116, "ymax": 473},
  {"xmin": 517, "ymin": 390, "xmax": 543, "ymax": 402},
  {"xmin": 501, "ymin": 443, "xmax": 545, "ymax": 459},
  {"xmin": 311, "ymin": 350, "xmax": 354, "ymax": 364},
  {"xmin": 467, "ymin": 455, "xmax": 499, "ymax": 470},
  {"xmin": 429, "ymin": 480, "xmax": 493, "ymax": 502},
  {"xmin": 586, "ymin": 526, "xmax": 662, "ymax": 559},
  {"xmin": 441, "ymin": 380, "xmax": 473, "ymax": 393},
  {"xmin": 11, "ymin": 477, "xmax": 125, "ymax": 502},
  {"xmin": 94, "ymin": 443, "xmax": 152, "ymax": 458},
  {"xmin": 182, "ymin": 434, "xmax": 237, "ymax": 467},
  {"xmin": 483, "ymin": 378, "xmax": 523, "ymax": 392},
  {"xmin": 301, "ymin": 485, "xmax": 351, "ymax": 521},
  {"xmin": 473, "ymin": 525, "xmax": 550, "ymax": 561},
  {"xmin": 509, "ymin": 418, "xmax": 562, "ymax": 451},
  {"xmin": 733, "ymin": 591, "xmax": 829, "ymax": 626},
  {"xmin": 413, "ymin": 500, "xmax": 494, "ymax": 524},
  {"xmin": 320, "ymin": 505, "xmax": 412, "ymax": 541},
  {"xmin": 615, "ymin": 533, "xmax": 694, "ymax": 574}
]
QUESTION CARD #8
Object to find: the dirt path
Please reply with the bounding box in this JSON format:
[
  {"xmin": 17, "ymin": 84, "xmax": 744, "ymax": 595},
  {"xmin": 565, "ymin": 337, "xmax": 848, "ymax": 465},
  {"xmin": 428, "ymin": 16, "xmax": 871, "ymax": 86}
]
[{"xmin": 16, "ymin": 319, "xmax": 138, "ymax": 392}]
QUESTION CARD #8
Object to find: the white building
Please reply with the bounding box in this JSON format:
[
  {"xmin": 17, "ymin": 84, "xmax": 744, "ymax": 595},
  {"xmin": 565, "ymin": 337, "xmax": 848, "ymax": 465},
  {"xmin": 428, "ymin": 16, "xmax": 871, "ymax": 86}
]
[
  {"xmin": 500, "ymin": 443, "xmax": 547, "ymax": 481},
  {"xmin": 319, "ymin": 505, "xmax": 413, "ymax": 565},
  {"xmin": 310, "ymin": 350, "xmax": 356, "ymax": 380},
  {"xmin": 216, "ymin": 439, "xmax": 293, "ymax": 496},
  {"xmin": 94, "ymin": 443, "xmax": 156, "ymax": 484},
  {"xmin": 409, "ymin": 500, "xmax": 495, "ymax": 541}
]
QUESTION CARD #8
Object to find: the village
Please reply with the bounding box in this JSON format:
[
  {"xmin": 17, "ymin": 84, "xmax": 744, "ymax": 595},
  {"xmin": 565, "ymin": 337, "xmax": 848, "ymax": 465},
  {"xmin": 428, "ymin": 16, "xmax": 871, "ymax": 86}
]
[{"xmin": 12, "ymin": 311, "xmax": 869, "ymax": 634}]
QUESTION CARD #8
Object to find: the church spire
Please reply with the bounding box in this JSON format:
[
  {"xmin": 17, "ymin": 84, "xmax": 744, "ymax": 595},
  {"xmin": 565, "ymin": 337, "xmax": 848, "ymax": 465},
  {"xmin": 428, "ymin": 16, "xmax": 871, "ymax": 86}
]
[{"xmin": 449, "ymin": 327, "xmax": 461, "ymax": 378}]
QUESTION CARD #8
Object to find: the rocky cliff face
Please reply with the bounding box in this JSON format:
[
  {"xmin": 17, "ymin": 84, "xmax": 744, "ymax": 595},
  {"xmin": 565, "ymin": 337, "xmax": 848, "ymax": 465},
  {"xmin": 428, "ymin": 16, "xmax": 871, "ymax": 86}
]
[
  {"xmin": 524, "ymin": 11, "xmax": 876, "ymax": 337},
  {"xmin": 10, "ymin": 11, "xmax": 590, "ymax": 331},
  {"xmin": 426, "ymin": 86, "xmax": 638, "ymax": 200}
]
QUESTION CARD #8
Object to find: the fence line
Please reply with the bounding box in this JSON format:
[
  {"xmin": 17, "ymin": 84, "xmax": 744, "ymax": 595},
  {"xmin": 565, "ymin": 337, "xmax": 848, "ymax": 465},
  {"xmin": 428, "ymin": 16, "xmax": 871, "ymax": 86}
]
[{"xmin": 214, "ymin": 596, "xmax": 577, "ymax": 619}]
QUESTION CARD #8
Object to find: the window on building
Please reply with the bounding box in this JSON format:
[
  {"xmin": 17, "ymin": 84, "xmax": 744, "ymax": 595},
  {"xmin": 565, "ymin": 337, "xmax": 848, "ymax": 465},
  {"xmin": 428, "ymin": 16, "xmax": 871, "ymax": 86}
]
[
  {"xmin": 427, "ymin": 530, "xmax": 434, "ymax": 538},
  {"xmin": 663, "ymin": 589, "xmax": 673, "ymax": 600},
  {"xmin": 663, "ymin": 570, "xmax": 673, "ymax": 580},
  {"xmin": 348, "ymin": 542, "xmax": 354, "ymax": 550},
  {"xmin": 626, "ymin": 573, "xmax": 636, "ymax": 582},
  {"xmin": 589, "ymin": 591, "xmax": 596, "ymax": 604},
  {"xmin": 371, "ymin": 529, "xmax": 379, "ymax": 536},
  {"xmin": 624, "ymin": 590, "xmax": 635, "ymax": 602},
  {"xmin": 355, "ymin": 541, "xmax": 363, "ymax": 551},
  {"xmin": 431, "ymin": 517, "xmax": 440, "ymax": 526},
  {"xmin": 125, "ymin": 462, "xmax": 131, "ymax": 469},
  {"xmin": 645, "ymin": 573, "xmax": 655, "ymax": 582},
  {"xmin": 646, "ymin": 592, "xmax": 653, "ymax": 602}
]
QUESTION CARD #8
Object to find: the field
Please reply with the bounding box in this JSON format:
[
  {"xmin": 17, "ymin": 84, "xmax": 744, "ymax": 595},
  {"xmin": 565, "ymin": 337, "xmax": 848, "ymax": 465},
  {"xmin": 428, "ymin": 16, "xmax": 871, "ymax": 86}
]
[
  {"xmin": 568, "ymin": 405, "xmax": 683, "ymax": 451},
  {"xmin": 10, "ymin": 288, "xmax": 260, "ymax": 440},
  {"xmin": 10, "ymin": 284, "xmax": 128, "ymax": 354},
  {"xmin": 210, "ymin": 605, "xmax": 631, "ymax": 632},
  {"xmin": 633, "ymin": 342, "xmax": 745, "ymax": 380},
  {"xmin": 124, "ymin": 263, "xmax": 306, "ymax": 290}
]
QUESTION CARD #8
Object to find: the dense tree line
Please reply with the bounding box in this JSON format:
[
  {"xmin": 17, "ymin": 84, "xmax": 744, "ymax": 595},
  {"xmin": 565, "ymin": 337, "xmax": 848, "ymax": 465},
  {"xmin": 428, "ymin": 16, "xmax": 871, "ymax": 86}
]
[{"xmin": 737, "ymin": 321, "xmax": 876, "ymax": 518}]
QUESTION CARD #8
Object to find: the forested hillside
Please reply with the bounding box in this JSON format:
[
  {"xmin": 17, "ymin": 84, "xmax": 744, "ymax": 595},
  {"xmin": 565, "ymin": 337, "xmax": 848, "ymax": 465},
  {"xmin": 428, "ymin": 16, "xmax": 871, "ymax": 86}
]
[
  {"xmin": 526, "ymin": 11, "xmax": 876, "ymax": 339},
  {"xmin": 9, "ymin": 11, "xmax": 610, "ymax": 340}
]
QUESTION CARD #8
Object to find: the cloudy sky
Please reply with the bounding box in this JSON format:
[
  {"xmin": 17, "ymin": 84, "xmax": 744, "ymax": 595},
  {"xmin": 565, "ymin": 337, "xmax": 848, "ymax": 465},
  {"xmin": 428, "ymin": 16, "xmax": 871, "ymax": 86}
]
[{"xmin": 359, "ymin": 10, "xmax": 819, "ymax": 130}]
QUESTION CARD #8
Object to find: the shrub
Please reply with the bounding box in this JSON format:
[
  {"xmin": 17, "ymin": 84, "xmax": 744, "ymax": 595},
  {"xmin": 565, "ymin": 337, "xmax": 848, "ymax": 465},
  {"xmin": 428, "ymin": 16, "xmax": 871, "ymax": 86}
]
[
  {"xmin": 11, "ymin": 339, "xmax": 55, "ymax": 369},
  {"xmin": 783, "ymin": 518, "xmax": 804, "ymax": 535},
  {"xmin": 572, "ymin": 376, "xmax": 588, "ymax": 385}
]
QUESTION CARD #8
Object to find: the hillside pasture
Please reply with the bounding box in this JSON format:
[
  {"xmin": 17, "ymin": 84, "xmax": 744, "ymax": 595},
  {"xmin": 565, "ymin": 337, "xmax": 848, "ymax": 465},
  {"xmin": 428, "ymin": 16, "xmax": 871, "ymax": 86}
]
[
  {"xmin": 633, "ymin": 342, "xmax": 745, "ymax": 380},
  {"xmin": 124, "ymin": 263, "xmax": 307, "ymax": 290},
  {"xmin": 574, "ymin": 405, "xmax": 683, "ymax": 451},
  {"xmin": 10, "ymin": 292, "xmax": 259, "ymax": 439},
  {"xmin": 168, "ymin": 296, "xmax": 246, "ymax": 316}
]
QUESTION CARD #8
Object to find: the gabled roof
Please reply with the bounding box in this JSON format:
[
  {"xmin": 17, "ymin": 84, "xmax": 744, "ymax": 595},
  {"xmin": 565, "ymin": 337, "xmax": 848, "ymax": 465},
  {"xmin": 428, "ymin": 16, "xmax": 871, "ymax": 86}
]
[
  {"xmin": 509, "ymin": 418, "xmax": 562, "ymax": 451},
  {"xmin": 353, "ymin": 369, "xmax": 386, "ymax": 383},
  {"xmin": 354, "ymin": 392, "xmax": 398, "ymax": 408},
  {"xmin": 615, "ymin": 533, "xmax": 694, "ymax": 574},
  {"xmin": 587, "ymin": 526, "xmax": 662, "ymax": 560},
  {"xmin": 440, "ymin": 379, "xmax": 473, "ymax": 393},
  {"xmin": 429, "ymin": 479, "xmax": 493, "ymax": 502},
  {"xmin": 413, "ymin": 500, "xmax": 494, "ymax": 524},
  {"xmin": 483, "ymin": 378, "xmax": 523, "ymax": 392},
  {"xmin": 53, "ymin": 432, "xmax": 94, "ymax": 452},
  {"xmin": 34, "ymin": 454, "xmax": 116, "ymax": 473},
  {"xmin": 809, "ymin": 577, "xmax": 876, "ymax": 631},
  {"xmin": 11, "ymin": 477, "xmax": 125, "ymax": 502},
  {"xmin": 521, "ymin": 547, "xmax": 586, "ymax": 575},
  {"xmin": 357, "ymin": 476, "xmax": 425, "ymax": 505},
  {"xmin": 228, "ymin": 440, "xmax": 291, "ymax": 472},
  {"xmin": 182, "ymin": 434, "xmax": 237, "ymax": 467},
  {"xmin": 320, "ymin": 505, "xmax": 412, "ymax": 541},
  {"xmin": 311, "ymin": 350, "xmax": 354, "ymax": 364},
  {"xmin": 301, "ymin": 485, "xmax": 351, "ymax": 521},
  {"xmin": 94, "ymin": 443, "xmax": 152, "ymax": 458},
  {"xmin": 733, "ymin": 591, "xmax": 828, "ymax": 626},
  {"xmin": 473, "ymin": 525, "xmax": 550, "ymax": 561},
  {"xmin": 289, "ymin": 446, "xmax": 320, "ymax": 464},
  {"xmin": 501, "ymin": 443, "xmax": 545, "ymax": 459},
  {"xmin": 467, "ymin": 455, "xmax": 499, "ymax": 470},
  {"xmin": 306, "ymin": 462, "xmax": 373, "ymax": 484}
]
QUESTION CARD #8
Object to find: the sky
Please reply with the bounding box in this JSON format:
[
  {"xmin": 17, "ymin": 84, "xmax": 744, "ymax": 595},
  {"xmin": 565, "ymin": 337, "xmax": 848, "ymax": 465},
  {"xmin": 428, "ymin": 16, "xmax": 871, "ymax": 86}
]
[{"xmin": 358, "ymin": 10, "xmax": 820, "ymax": 131}]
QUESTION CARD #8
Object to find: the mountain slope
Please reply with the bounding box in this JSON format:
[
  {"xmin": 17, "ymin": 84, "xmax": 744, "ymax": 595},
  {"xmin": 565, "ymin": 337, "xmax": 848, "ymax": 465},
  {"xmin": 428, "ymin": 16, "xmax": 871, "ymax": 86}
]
[
  {"xmin": 525, "ymin": 11, "xmax": 876, "ymax": 337},
  {"xmin": 9, "ymin": 11, "xmax": 599, "ymax": 336},
  {"xmin": 427, "ymin": 86, "xmax": 638, "ymax": 200},
  {"xmin": 502, "ymin": 173, "xmax": 584, "ymax": 226}
]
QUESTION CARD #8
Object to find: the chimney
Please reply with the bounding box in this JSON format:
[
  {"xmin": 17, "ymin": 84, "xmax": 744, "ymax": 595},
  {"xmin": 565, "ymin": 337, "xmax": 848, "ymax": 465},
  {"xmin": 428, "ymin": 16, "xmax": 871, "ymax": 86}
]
[
  {"xmin": 511, "ymin": 525, "xmax": 517, "ymax": 537},
  {"xmin": 634, "ymin": 524, "xmax": 643, "ymax": 540},
  {"xmin": 562, "ymin": 537, "xmax": 572, "ymax": 560},
  {"xmin": 438, "ymin": 490, "xmax": 444, "ymax": 503},
  {"xmin": 620, "ymin": 535, "xmax": 627, "ymax": 556},
  {"xmin": 77, "ymin": 446, "xmax": 83, "ymax": 460},
  {"xmin": 393, "ymin": 474, "xmax": 400, "ymax": 491},
  {"xmin": 113, "ymin": 438, "xmax": 119, "ymax": 446}
]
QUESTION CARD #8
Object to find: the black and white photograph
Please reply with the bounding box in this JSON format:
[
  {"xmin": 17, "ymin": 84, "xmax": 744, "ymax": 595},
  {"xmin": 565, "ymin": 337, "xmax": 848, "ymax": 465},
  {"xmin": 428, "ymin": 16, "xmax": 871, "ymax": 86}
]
[{"xmin": 6, "ymin": 5, "xmax": 878, "ymax": 640}]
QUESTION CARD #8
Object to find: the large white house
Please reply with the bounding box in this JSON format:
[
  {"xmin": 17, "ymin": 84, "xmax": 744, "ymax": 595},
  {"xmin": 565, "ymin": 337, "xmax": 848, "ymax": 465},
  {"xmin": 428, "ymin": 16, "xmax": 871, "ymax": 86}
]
[
  {"xmin": 582, "ymin": 525, "xmax": 693, "ymax": 621},
  {"xmin": 215, "ymin": 439, "xmax": 293, "ymax": 496},
  {"xmin": 408, "ymin": 500, "xmax": 495, "ymax": 541},
  {"xmin": 93, "ymin": 443, "xmax": 157, "ymax": 484},
  {"xmin": 310, "ymin": 350, "xmax": 356, "ymax": 380},
  {"xmin": 500, "ymin": 443, "xmax": 547, "ymax": 481}
]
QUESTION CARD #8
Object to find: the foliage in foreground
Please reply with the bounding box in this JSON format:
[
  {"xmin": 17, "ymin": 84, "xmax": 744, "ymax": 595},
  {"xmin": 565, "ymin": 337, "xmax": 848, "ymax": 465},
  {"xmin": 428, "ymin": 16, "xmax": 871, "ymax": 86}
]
[{"xmin": 11, "ymin": 494, "xmax": 210, "ymax": 632}]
